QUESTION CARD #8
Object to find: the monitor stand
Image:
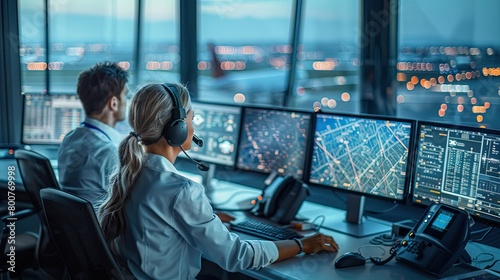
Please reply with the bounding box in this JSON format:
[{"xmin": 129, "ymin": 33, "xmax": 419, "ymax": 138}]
[
  {"xmin": 322, "ymin": 194, "xmax": 391, "ymax": 238},
  {"xmin": 202, "ymin": 163, "xmax": 217, "ymax": 201}
]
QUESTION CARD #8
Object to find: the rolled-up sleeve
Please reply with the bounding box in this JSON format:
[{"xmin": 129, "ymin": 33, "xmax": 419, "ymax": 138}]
[
  {"xmin": 245, "ymin": 240, "xmax": 280, "ymax": 269},
  {"xmin": 171, "ymin": 181, "xmax": 279, "ymax": 271}
]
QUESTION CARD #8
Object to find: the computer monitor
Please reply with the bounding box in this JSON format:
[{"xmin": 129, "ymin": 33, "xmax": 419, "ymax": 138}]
[
  {"xmin": 413, "ymin": 121, "xmax": 500, "ymax": 227},
  {"xmin": 309, "ymin": 112, "xmax": 416, "ymax": 237},
  {"xmin": 22, "ymin": 94, "xmax": 85, "ymax": 144},
  {"xmin": 22, "ymin": 93, "xmax": 132, "ymax": 145},
  {"xmin": 185, "ymin": 101, "xmax": 242, "ymax": 166},
  {"xmin": 236, "ymin": 107, "xmax": 312, "ymax": 179}
]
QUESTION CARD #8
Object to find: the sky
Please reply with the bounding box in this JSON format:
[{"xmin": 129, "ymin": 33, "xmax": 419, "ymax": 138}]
[{"xmin": 18, "ymin": 0, "xmax": 500, "ymax": 47}]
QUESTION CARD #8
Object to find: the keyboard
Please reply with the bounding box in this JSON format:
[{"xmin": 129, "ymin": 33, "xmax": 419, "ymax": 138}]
[{"xmin": 229, "ymin": 219, "xmax": 303, "ymax": 241}]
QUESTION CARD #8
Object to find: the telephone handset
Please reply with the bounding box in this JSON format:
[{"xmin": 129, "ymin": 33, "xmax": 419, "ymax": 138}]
[
  {"xmin": 395, "ymin": 204, "xmax": 473, "ymax": 277},
  {"xmin": 251, "ymin": 175, "xmax": 310, "ymax": 225}
]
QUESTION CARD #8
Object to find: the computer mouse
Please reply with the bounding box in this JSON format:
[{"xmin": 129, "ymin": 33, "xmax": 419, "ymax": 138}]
[{"xmin": 334, "ymin": 252, "xmax": 366, "ymax": 269}]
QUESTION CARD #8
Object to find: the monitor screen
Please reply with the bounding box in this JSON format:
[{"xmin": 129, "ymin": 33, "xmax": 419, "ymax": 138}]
[
  {"xmin": 236, "ymin": 107, "xmax": 312, "ymax": 179},
  {"xmin": 22, "ymin": 94, "xmax": 131, "ymax": 144},
  {"xmin": 309, "ymin": 113, "xmax": 415, "ymax": 201},
  {"xmin": 185, "ymin": 102, "xmax": 242, "ymax": 166},
  {"xmin": 413, "ymin": 122, "xmax": 500, "ymax": 225},
  {"xmin": 23, "ymin": 94, "xmax": 85, "ymax": 144}
]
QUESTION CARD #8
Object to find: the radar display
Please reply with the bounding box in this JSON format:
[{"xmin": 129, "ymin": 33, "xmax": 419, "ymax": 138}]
[
  {"xmin": 310, "ymin": 114, "xmax": 413, "ymax": 200},
  {"xmin": 236, "ymin": 108, "xmax": 312, "ymax": 178}
]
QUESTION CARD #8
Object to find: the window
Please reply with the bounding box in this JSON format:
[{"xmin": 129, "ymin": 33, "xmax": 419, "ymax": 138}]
[
  {"xmin": 139, "ymin": 0, "xmax": 179, "ymax": 84},
  {"xmin": 292, "ymin": 0, "xmax": 361, "ymax": 113},
  {"xmin": 18, "ymin": 0, "xmax": 46, "ymax": 94},
  {"xmin": 396, "ymin": 0, "xmax": 500, "ymax": 129},
  {"xmin": 48, "ymin": 0, "xmax": 135, "ymax": 93},
  {"xmin": 19, "ymin": 0, "xmax": 136, "ymax": 95},
  {"xmin": 197, "ymin": 0, "xmax": 294, "ymax": 106}
]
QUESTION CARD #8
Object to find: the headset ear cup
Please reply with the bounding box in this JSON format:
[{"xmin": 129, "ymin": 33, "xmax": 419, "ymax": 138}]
[{"xmin": 165, "ymin": 119, "xmax": 188, "ymax": 147}]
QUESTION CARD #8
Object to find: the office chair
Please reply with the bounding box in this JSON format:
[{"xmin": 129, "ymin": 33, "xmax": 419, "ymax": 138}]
[
  {"xmin": 40, "ymin": 188, "xmax": 127, "ymax": 280},
  {"xmin": 13, "ymin": 149, "xmax": 66, "ymax": 279},
  {"xmin": 0, "ymin": 148, "xmax": 39, "ymax": 278}
]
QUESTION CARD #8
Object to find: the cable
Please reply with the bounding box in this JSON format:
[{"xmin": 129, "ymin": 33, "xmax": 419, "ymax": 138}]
[
  {"xmin": 471, "ymin": 253, "xmax": 495, "ymax": 263},
  {"xmin": 311, "ymin": 215, "xmax": 326, "ymax": 230},
  {"xmin": 469, "ymin": 226, "xmax": 493, "ymax": 242},
  {"xmin": 484, "ymin": 259, "xmax": 500, "ymax": 270},
  {"xmin": 370, "ymin": 240, "xmax": 401, "ymax": 265},
  {"xmin": 287, "ymin": 215, "xmax": 326, "ymax": 232},
  {"xmin": 370, "ymin": 233, "xmax": 397, "ymax": 246},
  {"xmin": 357, "ymin": 245, "xmax": 386, "ymax": 259}
]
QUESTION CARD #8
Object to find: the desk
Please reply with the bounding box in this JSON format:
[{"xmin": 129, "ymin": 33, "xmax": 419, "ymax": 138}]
[{"xmin": 202, "ymin": 179, "xmax": 500, "ymax": 280}]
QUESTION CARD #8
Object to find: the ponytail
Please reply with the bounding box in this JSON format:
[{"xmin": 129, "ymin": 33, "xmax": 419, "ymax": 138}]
[{"xmin": 99, "ymin": 133, "xmax": 145, "ymax": 243}]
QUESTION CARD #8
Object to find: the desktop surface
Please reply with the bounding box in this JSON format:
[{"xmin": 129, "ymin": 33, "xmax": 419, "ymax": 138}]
[{"xmin": 202, "ymin": 181, "xmax": 500, "ymax": 280}]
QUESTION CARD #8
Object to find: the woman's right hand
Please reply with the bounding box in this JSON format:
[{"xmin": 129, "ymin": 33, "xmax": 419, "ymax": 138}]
[{"xmin": 300, "ymin": 233, "xmax": 339, "ymax": 254}]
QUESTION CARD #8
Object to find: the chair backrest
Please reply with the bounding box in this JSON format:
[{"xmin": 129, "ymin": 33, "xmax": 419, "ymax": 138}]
[
  {"xmin": 40, "ymin": 188, "xmax": 126, "ymax": 280},
  {"xmin": 14, "ymin": 149, "xmax": 60, "ymax": 212},
  {"xmin": 14, "ymin": 149, "xmax": 69, "ymax": 278}
]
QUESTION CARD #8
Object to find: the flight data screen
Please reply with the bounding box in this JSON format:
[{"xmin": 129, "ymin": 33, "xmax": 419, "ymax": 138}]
[
  {"xmin": 413, "ymin": 122, "xmax": 500, "ymax": 224},
  {"xmin": 309, "ymin": 113, "xmax": 414, "ymax": 201},
  {"xmin": 236, "ymin": 108, "xmax": 312, "ymax": 179},
  {"xmin": 23, "ymin": 93, "xmax": 136, "ymax": 144},
  {"xmin": 23, "ymin": 94, "xmax": 85, "ymax": 144},
  {"xmin": 184, "ymin": 102, "xmax": 242, "ymax": 166}
]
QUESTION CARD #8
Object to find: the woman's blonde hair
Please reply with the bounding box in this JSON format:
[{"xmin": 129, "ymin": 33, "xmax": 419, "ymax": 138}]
[{"xmin": 98, "ymin": 83, "xmax": 191, "ymax": 244}]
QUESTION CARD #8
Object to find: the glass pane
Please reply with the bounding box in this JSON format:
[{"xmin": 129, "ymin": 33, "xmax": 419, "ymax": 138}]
[
  {"xmin": 48, "ymin": 0, "xmax": 135, "ymax": 94},
  {"xmin": 198, "ymin": 0, "xmax": 294, "ymax": 106},
  {"xmin": 18, "ymin": 0, "xmax": 47, "ymax": 94},
  {"xmin": 139, "ymin": 0, "xmax": 179, "ymax": 84},
  {"xmin": 396, "ymin": 0, "xmax": 500, "ymax": 129},
  {"xmin": 292, "ymin": 0, "xmax": 361, "ymax": 113}
]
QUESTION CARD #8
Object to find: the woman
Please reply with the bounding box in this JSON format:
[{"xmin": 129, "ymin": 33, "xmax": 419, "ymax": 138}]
[{"xmin": 99, "ymin": 83, "xmax": 339, "ymax": 280}]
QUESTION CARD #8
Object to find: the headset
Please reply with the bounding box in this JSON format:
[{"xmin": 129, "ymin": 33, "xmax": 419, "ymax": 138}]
[
  {"xmin": 161, "ymin": 83, "xmax": 209, "ymax": 171},
  {"xmin": 161, "ymin": 83, "xmax": 188, "ymax": 147}
]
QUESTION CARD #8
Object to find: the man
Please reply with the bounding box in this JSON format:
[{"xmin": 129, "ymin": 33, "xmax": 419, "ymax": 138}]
[{"xmin": 58, "ymin": 61, "xmax": 129, "ymax": 209}]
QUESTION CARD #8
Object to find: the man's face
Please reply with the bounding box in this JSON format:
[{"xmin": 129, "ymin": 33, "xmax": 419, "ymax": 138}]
[{"xmin": 116, "ymin": 84, "xmax": 129, "ymax": 122}]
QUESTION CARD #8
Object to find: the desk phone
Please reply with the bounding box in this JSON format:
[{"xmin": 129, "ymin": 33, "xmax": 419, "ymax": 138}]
[{"xmin": 396, "ymin": 204, "xmax": 473, "ymax": 277}]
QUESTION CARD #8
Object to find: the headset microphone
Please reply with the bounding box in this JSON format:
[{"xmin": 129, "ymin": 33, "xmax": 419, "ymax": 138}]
[
  {"xmin": 192, "ymin": 134, "xmax": 204, "ymax": 148},
  {"xmin": 180, "ymin": 145, "xmax": 210, "ymax": 172}
]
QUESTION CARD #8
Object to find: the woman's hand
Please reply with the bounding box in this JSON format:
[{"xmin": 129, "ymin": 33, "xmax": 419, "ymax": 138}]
[
  {"xmin": 274, "ymin": 232, "xmax": 339, "ymax": 262},
  {"xmin": 300, "ymin": 233, "xmax": 339, "ymax": 254}
]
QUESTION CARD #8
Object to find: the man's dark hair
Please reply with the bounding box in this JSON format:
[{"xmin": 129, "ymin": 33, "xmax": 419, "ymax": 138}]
[{"xmin": 77, "ymin": 61, "xmax": 129, "ymax": 115}]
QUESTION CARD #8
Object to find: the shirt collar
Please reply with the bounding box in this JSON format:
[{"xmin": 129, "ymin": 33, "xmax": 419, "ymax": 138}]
[
  {"xmin": 144, "ymin": 153, "xmax": 180, "ymax": 175},
  {"xmin": 83, "ymin": 117, "xmax": 123, "ymax": 144}
]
